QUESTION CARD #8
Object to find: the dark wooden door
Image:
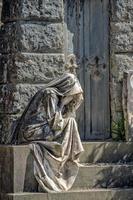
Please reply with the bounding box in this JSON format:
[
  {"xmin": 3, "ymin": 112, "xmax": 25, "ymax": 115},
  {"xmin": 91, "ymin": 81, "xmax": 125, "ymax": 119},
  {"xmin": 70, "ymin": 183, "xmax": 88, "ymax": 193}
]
[{"xmin": 64, "ymin": 0, "xmax": 110, "ymax": 140}]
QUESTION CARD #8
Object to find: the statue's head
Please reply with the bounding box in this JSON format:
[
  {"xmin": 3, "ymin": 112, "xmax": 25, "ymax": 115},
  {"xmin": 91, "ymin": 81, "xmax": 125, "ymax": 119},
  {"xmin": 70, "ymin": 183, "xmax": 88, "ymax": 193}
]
[{"xmin": 42, "ymin": 54, "xmax": 83, "ymax": 98}]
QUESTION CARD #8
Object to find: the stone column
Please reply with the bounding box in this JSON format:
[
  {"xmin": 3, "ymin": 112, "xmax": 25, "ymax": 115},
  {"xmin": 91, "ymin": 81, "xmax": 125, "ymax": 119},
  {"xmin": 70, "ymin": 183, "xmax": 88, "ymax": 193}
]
[
  {"xmin": 0, "ymin": 0, "xmax": 65, "ymax": 144},
  {"xmin": 110, "ymin": 0, "xmax": 133, "ymax": 140}
]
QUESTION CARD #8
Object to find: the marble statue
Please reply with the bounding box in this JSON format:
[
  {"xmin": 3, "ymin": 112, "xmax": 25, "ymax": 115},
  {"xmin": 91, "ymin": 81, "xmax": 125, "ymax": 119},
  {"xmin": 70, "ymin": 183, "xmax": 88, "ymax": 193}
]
[{"xmin": 11, "ymin": 55, "xmax": 84, "ymax": 192}]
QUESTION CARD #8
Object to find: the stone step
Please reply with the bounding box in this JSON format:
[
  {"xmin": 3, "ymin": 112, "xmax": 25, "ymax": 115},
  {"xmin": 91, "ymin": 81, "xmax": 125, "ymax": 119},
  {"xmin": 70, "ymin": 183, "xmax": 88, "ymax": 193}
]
[
  {"xmin": 81, "ymin": 142, "xmax": 133, "ymax": 163},
  {"xmin": 73, "ymin": 163, "xmax": 133, "ymax": 189},
  {"xmin": 2, "ymin": 189, "xmax": 133, "ymax": 200},
  {"xmin": 1, "ymin": 143, "xmax": 133, "ymax": 194}
]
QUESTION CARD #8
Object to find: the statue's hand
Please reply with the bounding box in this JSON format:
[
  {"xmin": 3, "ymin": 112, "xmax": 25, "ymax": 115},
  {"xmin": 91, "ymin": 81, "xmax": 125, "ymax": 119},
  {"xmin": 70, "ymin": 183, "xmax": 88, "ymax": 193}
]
[
  {"xmin": 52, "ymin": 111, "xmax": 64, "ymax": 132},
  {"xmin": 61, "ymin": 96, "xmax": 73, "ymax": 107}
]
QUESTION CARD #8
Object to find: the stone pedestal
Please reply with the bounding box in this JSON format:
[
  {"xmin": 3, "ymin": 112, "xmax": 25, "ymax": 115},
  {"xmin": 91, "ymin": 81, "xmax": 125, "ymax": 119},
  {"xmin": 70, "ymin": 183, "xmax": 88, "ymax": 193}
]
[
  {"xmin": 0, "ymin": 0, "xmax": 65, "ymax": 144},
  {"xmin": 0, "ymin": 145, "xmax": 37, "ymax": 194}
]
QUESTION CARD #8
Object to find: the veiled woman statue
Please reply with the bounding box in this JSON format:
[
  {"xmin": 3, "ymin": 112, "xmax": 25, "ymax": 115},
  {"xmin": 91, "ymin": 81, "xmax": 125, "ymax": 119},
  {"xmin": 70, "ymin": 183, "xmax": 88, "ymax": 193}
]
[{"xmin": 11, "ymin": 55, "xmax": 84, "ymax": 192}]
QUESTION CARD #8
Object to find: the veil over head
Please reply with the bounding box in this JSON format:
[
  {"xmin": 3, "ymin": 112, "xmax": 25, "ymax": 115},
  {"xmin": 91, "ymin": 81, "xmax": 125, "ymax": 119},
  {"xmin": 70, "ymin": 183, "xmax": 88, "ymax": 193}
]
[
  {"xmin": 42, "ymin": 73, "xmax": 83, "ymax": 96},
  {"xmin": 11, "ymin": 73, "xmax": 83, "ymax": 144}
]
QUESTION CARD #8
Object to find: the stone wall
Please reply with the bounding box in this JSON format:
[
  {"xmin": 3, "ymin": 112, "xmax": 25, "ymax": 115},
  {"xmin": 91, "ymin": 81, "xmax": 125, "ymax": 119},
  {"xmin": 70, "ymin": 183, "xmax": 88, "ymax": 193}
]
[
  {"xmin": 110, "ymin": 0, "xmax": 133, "ymax": 139},
  {"xmin": 0, "ymin": 0, "xmax": 65, "ymax": 143},
  {"xmin": 0, "ymin": 0, "xmax": 132, "ymax": 142}
]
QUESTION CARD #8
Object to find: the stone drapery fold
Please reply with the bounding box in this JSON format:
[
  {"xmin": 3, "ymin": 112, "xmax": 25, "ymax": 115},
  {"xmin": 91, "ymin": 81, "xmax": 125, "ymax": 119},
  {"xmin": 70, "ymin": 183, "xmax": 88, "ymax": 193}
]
[{"xmin": 12, "ymin": 73, "xmax": 84, "ymax": 192}]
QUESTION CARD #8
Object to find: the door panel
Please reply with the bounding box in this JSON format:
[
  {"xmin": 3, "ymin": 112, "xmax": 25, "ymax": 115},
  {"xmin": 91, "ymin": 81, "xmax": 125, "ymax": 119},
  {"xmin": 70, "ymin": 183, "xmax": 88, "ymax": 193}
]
[
  {"xmin": 64, "ymin": 0, "xmax": 110, "ymax": 140},
  {"xmin": 64, "ymin": 0, "xmax": 85, "ymax": 139}
]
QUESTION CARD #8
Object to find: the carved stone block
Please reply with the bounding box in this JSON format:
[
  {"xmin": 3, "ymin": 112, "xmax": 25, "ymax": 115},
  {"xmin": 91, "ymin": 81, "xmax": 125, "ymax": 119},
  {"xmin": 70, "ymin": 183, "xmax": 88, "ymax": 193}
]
[
  {"xmin": 2, "ymin": 0, "xmax": 63, "ymax": 22},
  {"xmin": 0, "ymin": 53, "xmax": 65, "ymax": 84},
  {"xmin": 0, "ymin": 22, "xmax": 64, "ymax": 53},
  {"xmin": 123, "ymin": 71, "xmax": 133, "ymax": 141}
]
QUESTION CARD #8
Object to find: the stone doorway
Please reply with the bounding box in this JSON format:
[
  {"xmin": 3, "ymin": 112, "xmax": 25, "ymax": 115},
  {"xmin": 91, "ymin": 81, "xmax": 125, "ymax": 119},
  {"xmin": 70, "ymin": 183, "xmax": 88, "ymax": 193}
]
[{"xmin": 64, "ymin": 0, "xmax": 110, "ymax": 140}]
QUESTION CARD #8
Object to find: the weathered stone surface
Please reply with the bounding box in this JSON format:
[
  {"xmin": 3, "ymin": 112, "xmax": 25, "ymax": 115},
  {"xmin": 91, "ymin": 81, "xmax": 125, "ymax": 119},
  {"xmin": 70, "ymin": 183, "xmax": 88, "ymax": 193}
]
[
  {"xmin": 123, "ymin": 71, "xmax": 133, "ymax": 141},
  {"xmin": 111, "ymin": 22, "xmax": 133, "ymax": 53},
  {"xmin": 0, "ymin": 84, "xmax": 46, "ymax": 114},
  {"xmin": 0, "ymin": 53, "xmax": 65, "ymax": 84},
  {"xmin": 110, "ymin": 54, "xmax": 133, "ymax": 124},
  {"xmin": 0, "ymin": 22, "xmax": 64, "ymax": 53},
  {"xmin": 2, "ymin": 0, "xmax": 63, "ymax": 22},
  {"xmin": 111, "ymin": 0, "xmax": 133, "ymax": 22}
]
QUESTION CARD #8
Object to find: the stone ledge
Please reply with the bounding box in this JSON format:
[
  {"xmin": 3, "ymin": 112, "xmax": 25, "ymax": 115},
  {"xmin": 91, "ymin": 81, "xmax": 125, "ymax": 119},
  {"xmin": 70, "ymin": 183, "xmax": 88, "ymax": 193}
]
[
  {"xmin": 0, "ymin": 53, "xmax": 65, "ymax": 84},
  {"xmin": 2, "ymin": 189, "xmax": 133, "ymax": 200},
  {"xmin": 2, "ymin": 0, "xmax": 63, "ymax": 23},
  {"xmin": 0, "ymin": 22, "xmax": 64, "ymax": 53}
]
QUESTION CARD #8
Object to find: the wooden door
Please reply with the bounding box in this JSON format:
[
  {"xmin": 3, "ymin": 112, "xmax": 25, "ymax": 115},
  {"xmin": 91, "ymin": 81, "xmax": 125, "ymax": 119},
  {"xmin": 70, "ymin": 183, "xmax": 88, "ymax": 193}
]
[{"xmin": 64, "ymin": 0, "xmax": 110, "ymax": 140}]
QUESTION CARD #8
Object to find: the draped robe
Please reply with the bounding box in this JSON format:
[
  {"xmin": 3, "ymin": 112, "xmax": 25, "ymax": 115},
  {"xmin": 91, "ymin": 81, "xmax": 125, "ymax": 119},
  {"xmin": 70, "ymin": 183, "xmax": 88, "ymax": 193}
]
[{"xmin": 12, "ymin": 73, "xmax": 84, "ymax": 192}]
